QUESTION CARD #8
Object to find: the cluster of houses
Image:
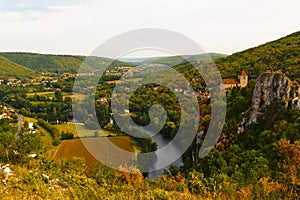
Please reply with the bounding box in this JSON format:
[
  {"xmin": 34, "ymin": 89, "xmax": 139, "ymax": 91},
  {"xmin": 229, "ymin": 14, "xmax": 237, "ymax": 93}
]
[
  {"xmin": 41, "ymin": 71, "xmax": 57, "ymax": 76},
  {"xmin": 96, "ymin": 97, "xmax": 109, "ymax": 106},
  {"xmin": 116, "ymin": 66, "xmax": 132, "ymax": 72},
  {"xmin": 104, "ymin": 69, "xmax": 122, "ymax": 76},
  {"xmin": 28, "ymin": 122, "xmax": 37, "ymax": 134},
  {"xmin": 0, "ymin": 78, "xmax": 22, "ymax": 87},
  {"xmin": 76, "ymin": 72, "xmax": 95, "ymax": 77},
  {"xmin": 197, "ymin": 91, "xmax": 211, "ymax": 99},
  {"xmin": 75, "ymin": 66, "xmax": 133, "ymax": 78},
  {"xmin": 0, "ymin": 105, "xmax": 15, "ymax": 120},
  {"xmin": 104, "ymin": 66, "xmax": 133, "ymax": 77}
]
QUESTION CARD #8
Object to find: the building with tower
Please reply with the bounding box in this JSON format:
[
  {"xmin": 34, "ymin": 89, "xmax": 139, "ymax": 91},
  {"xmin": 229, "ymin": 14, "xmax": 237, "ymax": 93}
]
[{"xmin": 223, "ymin": 70, "xmax": 248, "ymax": 90}]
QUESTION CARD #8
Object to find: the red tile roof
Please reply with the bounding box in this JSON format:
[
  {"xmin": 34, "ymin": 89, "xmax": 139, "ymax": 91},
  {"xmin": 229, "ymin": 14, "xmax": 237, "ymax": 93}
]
[
  {"xmin": 223, "ymin": 79, "xmax": 239, "ymax": 84},
  {"xmin": 239, "ymin": 70, "xmax": 248, "ymax": 76},
  {"xmin": 292, "ymin": 81, "xmax": 300, "ymax": 86}
]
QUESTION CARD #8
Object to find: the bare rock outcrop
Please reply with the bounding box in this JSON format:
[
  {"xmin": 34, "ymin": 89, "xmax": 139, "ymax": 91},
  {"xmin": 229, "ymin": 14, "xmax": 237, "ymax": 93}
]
[{"xmin": 240, "ymin": 71, "xmax": 300, "ymax": 133}]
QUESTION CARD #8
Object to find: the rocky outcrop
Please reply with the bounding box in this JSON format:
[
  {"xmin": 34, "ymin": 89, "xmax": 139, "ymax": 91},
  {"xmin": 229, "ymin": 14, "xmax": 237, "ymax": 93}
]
[{"xmin": 240, "ymin": 71, "xmax": 300, "ymax": 133}]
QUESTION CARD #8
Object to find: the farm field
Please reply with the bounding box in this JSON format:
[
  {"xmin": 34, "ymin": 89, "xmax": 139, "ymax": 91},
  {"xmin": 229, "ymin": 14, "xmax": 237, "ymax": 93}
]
[
  {"xmin": 105, "ymin": 78, "xmax": 142, "ymax": 85},
  {"xmin": 54, "ymin": 122, "xmax": 117, "ymax": 138},
  {"xmin": 22, "ymin": 117, "xmax": 118, "ymax": 141},
  {"xmin": 64, "ymin": 93, "xmax": 86, "ymax": 101},
  {"xmin": 26, "ymin": 92, "xmax": 86, "ymax": 101},
  {"xmin": 54, "ymin": 136, "xmax": 136, "ymax": 165}
]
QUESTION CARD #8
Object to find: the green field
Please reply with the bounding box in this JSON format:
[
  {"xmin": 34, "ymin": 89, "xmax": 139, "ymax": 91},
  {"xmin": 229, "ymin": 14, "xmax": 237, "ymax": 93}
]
[
  {"xmin": 54, "ymin": 122, "xmax": 117, "ymax": 138},
  {"xmin": 27, "ymin": 92, "xmax": 86, "ymax": 101},
  {"xmin": 23, "ymin": 117, "xmax": 37, "ymax": 123},
  {"xmin": 23, "ymin": 117, "xmax": 119, "ymax": 139},
  {"xmin": 65, "ymin": 93, "xmax": 86, "ymax": 101},
  {"xmin": 27, "ymin": 91, "xmax": 68, "ymax": 98}
]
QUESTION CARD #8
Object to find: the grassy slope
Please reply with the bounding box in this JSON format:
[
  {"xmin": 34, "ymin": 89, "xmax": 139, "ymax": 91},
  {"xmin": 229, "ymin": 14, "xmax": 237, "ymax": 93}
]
[{"xmin": 0, "ymin": 56, "xmax": 35, "ymax": 78}]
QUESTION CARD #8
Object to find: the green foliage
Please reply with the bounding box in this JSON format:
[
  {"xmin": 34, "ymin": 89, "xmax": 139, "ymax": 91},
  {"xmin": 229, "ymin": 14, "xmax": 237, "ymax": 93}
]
[
  {"xmin": 0, "ymin": 52, "xmax": 133, "ymax": 73},
  {"xmin": 23, "ymin": 121, "xmax": 29, "ymax": 129},
  {"xmin": 0, "ymin": 158, "xmax": 204, "ymax": 199},
  {"xmin": 1, "ymin": 31, "xmax": 300, "ymax": 199},
  {"xmin": 37, "ymin": 118, "xmax": 60, "ymax": 145},
  {"xmin": 215, "ymin": 31, "xmax": 300, "ymax": 79},
  {"xmin": 184, "ymin": 79, "xmax": 300, "ymax": 199},
  {"xmin": 60, "ymin": 131, "xmax": 74, "ymax": 140},
  {"xmin": 0, "ymin": 56, "xmax": 35, "ymax": 78},
  {"xmin": 54, "ymin": 90, "xmax": 63, "ymax": 101},
  {"xmin": 96, "ymin": 104, "xmax": 110, "ymax": 128},
  {"xmin": 144, "ymin": 53, "xmax": 227, "ymax": 66},
  {"xmin": 0, "ymin": 119, "xmax": 42, "ymax": 163},
  {"xmin": 16, "ymin": 133, "xmax": 43, "ymax": 161},
  {"xmin": 129, "ymin": 85, "xmax": 181, "ymax": 138}
]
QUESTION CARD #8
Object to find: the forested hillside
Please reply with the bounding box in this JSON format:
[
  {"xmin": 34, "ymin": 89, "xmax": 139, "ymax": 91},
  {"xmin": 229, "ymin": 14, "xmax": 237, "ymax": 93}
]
[
  {"xmin": 1, "ymin": 31, "xmax": 299, "ymax": 79},
  {"xmin": 215, "ymin": 31, "xmax": 300, "ymax": 81},
  {"xmin": 144, "ymin": 53, "xmax": 227, "ymax": 66},
  {"xmin": 0, "ymin": 52, "xmax": 133, "ymax": 73}
]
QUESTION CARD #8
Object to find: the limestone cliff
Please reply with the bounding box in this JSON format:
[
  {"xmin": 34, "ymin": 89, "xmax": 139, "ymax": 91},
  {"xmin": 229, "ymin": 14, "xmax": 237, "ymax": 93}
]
[{"xmin": 240, "ymin": 71, "xmax": 300, "ymax": 133}]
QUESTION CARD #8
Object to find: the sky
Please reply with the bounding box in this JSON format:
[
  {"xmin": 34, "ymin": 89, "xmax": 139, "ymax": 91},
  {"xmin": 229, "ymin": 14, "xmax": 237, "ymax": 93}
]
[{"xmin": 0, "ymin": 0, "xmax": 299, "ymax": 57}]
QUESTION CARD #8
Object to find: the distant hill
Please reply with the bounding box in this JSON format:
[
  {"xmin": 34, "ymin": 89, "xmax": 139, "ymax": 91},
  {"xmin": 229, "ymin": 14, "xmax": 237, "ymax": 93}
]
[
  {"xmin": 0, "ymin": 56, "xmax": 35, "ymax": 78},
  {"xmin": 1, "ymin": 31, "xmax": 299, "ymax": 81},
  {"xmin": 143, "ymin": 53, "xmax": 227, "ymax": 66},
  {"xmin": 0, "ymin": 53, "xmax": 133, "ymax": 73},
  {"xmin": 214, "ymin": 31, "xmax": 300, "ymax": 80}
]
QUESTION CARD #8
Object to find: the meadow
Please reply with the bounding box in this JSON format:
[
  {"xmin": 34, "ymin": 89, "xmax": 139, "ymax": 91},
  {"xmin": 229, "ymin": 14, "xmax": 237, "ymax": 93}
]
[
  {"xmin": 54, "ymin": 122, "xmax": 117, "ymax": 138},
  {"xmin": 26, "ymin": 92, "xmax": 86, "ymax": 101}
]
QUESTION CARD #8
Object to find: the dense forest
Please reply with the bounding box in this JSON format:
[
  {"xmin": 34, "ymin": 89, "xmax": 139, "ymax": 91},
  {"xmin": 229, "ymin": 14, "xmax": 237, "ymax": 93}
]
[{"xmin": 214, "ymin": 31, "xmax": 300, "ymax": 81}]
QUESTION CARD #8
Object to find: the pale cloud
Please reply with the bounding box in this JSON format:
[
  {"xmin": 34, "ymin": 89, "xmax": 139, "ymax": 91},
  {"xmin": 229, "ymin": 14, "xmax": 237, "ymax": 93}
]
[
  {"xmin": 0, "ymin": 0, "xmax": 299, "ymax": 56},
  {"xmin": 0, "ymin": 0, "xmax": 81, "ymax": 12}
]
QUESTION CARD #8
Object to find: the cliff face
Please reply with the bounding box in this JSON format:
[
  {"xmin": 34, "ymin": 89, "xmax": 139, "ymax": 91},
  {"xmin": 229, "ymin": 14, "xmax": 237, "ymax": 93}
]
[
  {"xmin": 190, "ymin": 71, "xmax": 299, "ymax": 165},
  {"xmin": 240, "ymin": 71, "xmax": 300, "ymax": 132}
]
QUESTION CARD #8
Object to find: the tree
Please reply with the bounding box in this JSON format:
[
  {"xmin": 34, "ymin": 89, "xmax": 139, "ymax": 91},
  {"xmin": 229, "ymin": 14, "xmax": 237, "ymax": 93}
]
[
  {"xmin": 16, "ymin": 133, "xmax": 42, "ymax": 160},
  {"xmin": 276, "ymin": 139, "xmax": 300, "ymax": 196},
  {"xmin": 24, "ymin": 121, "xmax": 29, "ymax": 129},
  {"xmin": 162, "ymin": 121, "xmax": 176, "ymax": 138},
  {"xmin": 61, "ymin": 132, "xmax": 74, "ymax": 140},
  {"xmin": 55, "ymin": 90, "xmax": 63, "ymax": 101},
  {"xmin": 0, "ymin": 132, "xmax": 15, "ymax": 162},
  {"xmin": 96, "ymin": 104, "xmax": 110, "ymax": 128},
  {"xmin": 94, "ymin": 131, "xmax": 99, "ymax": 138}
]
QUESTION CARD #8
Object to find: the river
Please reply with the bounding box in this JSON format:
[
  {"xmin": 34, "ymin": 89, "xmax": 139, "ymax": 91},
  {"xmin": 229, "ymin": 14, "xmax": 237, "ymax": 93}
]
[{"xmin": 141, "ymin": 128, "xmax": 184, "ymax": 180}]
